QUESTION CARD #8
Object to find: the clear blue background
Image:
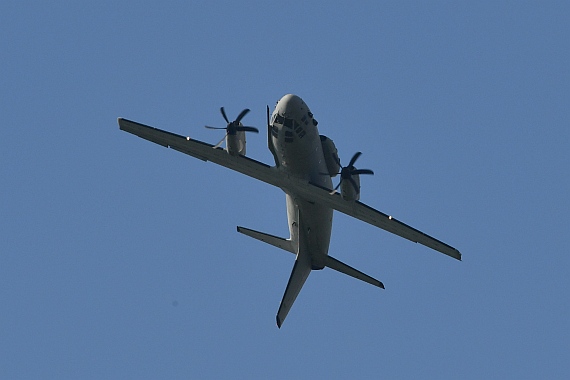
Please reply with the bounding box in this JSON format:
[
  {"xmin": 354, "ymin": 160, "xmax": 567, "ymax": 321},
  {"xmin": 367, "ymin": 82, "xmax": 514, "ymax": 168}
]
[{"xmin": 1, "ymin": 1, "xmax": 568, "ymax": 378}]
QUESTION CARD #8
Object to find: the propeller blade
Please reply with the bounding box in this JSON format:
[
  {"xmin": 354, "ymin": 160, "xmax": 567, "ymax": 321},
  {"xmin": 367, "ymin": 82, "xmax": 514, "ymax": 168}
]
[
  {"xmin": 348, "ymin": 151, "xmax": 362, "ymax": 168},
  {"xmin": 207, "ymin": 107, "xmax": 257, "ymax": 147},
  {"xmin": 220, "ymin": 107, "xmax": 229, "ymax": 124},
  {"xmin": 213, "ymin": 134, "xmax": 226, "ymax": 149},
  {"xmin": 235, "ymin": 108, "xmax": 250, "ymax": 123},
  {"xmin": 332, "ymin": 151, "xmax": 374, "ymax": 196},
  {"xmin": 237, "ymin": 126, "xmax": 259, "ymax": 133},
  {"xmin": 330, "ymin": 180, "xmax": 342, "ymax": 194},
  {"xmin": 352, "ymin": 169, "xmax": 374, "ymax": 176},
  {"xmin": 205, "ymin": 125, "xmax": 226, "ymax": 130}
]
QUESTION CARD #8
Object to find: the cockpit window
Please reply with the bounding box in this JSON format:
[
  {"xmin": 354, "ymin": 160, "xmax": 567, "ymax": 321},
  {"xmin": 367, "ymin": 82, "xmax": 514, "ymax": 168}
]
[
  {"xmin": 284, "ymin": 118, "xmax": 294, "ymax": 129},
  {"xmin": 274, "ymin": 114, "xmax": 284, "ymax": 125}
]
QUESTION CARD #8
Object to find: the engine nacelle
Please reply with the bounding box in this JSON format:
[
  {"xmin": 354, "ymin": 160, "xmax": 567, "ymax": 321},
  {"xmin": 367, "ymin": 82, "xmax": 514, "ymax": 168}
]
[
  {"xmin": 340, "ymin": 173, "xmax": 361, "ymax": 201},
  {"xmin": 226, "ymin": 130, "xmax": 247, "ymax": 156},
  {"xmin": 320, "ymin": 135, "xmax": 341, "ymax": 177}
]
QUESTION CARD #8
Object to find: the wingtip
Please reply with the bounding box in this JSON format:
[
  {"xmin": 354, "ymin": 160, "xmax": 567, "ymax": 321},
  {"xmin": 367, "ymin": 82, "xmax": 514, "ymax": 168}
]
[
  {"xmin": 276, "ymin": 315, "xmax": 282, "ymax": 329},
  {"xmin": 379, "ymin": 281, "xmax": 385, "ymax": 289},
  {"xmin": 117, "ymin": 117, "xmax": 128, "ymax": 130}
]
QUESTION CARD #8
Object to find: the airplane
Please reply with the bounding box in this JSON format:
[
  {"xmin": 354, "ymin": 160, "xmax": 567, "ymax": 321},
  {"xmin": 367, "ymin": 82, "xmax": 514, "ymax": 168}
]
[{"xmin": 118, "ymin": 94, "xmax": 461, "ymax": 328}]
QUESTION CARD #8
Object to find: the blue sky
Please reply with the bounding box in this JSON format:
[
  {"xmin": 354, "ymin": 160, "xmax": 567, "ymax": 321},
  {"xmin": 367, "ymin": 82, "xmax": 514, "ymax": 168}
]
[{"xmin": 1, "ymin": 1, "xmax": 569, "ymax": 378}]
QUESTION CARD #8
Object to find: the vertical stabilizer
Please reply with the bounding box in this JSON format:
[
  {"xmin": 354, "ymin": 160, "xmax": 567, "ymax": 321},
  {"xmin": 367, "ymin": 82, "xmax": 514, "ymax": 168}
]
[
  {"xmin": 276, "ymin": 249, "xmax": 312, "ymax": 328},
  {"xmin": 267, "ymin": 105, "xmax": 280, "ymax": 166}
]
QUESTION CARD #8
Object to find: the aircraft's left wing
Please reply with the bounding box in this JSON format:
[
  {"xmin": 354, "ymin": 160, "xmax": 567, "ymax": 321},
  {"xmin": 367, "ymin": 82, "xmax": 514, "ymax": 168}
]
[
  {"xmin": 288, "ymin": 181, "xmax": 462, "ymax": 261},
  {"xmin": 119, "ymin": 118, "xmax": 461, "ymax": 261}
]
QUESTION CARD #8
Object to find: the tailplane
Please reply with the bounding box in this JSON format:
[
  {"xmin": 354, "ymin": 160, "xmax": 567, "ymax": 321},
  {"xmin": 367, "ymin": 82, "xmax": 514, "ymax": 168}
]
[
  {"xmin": 236, "ymin": 225, "xmax": 383, "ymax": 328},
  {"xmin": 236, "ymin": 226, "xmax": 296, "ymax": 254},
  {"xmin": 325, "ymin": 255, "xmax": 384, "ymax": 289}
]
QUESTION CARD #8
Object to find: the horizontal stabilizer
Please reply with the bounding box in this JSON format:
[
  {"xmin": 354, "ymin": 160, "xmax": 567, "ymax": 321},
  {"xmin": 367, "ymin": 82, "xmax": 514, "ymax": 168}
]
[
  {"xmin": 325, "ymin": 256, "xmax": 384, "ymax": 289},
  {"xmin": 237, "ymin": 226, "xmax": 296, "ymax": 254}
]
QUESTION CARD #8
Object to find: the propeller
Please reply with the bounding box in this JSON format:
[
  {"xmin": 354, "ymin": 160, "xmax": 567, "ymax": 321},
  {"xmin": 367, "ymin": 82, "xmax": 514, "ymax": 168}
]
[
  {"xmin": 331, "ymin": 151, "xmax": 374, "ymax": 194},
  {"xmin": 205, "ymin": 107, "xmax": 259, "ymax": 148}
]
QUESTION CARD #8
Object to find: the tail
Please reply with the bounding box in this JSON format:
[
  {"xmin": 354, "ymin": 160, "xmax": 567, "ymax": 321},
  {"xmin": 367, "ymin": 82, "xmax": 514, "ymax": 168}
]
[
  {"xmin": 325, "ymin": 256, "xmax": 384, "ymax": 289},
  {"xmin": 237, "ymin": 225, "xmax": 383, "ymax": 328},
  {"xmin": 237, "ymin": 226, "xmax": 384, "ymax": 290},
  {"xmin": 236, "ymin": 225, "xmax": 306, "ymax": 328},
  {"xmin": 236, "ymin": 226, "xmax": 296, "ymax": 254},
  {"xmin": 276, "ymin": 249, "xmax": 312, "ymax": 328}
]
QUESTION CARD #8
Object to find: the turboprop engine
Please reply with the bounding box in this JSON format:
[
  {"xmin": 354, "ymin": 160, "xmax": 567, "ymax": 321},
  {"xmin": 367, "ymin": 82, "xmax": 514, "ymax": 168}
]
[
  {"xmin": 332, "ymin": 152, "xmax": 374, "ymax": 201},
  {"xmin": 320, "ymin": 135, "xmax": 341, "ymax": 177},
  {"xmin": 205, "ymin": 107, "xmax": 259, "ymax": 156}
]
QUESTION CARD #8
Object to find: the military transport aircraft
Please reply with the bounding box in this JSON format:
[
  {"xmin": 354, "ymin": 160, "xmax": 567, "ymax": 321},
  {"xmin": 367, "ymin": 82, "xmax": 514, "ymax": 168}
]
[{"xmin": 119, "ymin": 94, "xmax": 461, "ymax": 328}]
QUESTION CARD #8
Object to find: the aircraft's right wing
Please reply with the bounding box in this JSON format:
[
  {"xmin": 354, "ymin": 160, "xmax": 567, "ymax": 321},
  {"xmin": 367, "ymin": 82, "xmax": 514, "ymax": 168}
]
[{"xmin": 119, "ymin": 118, "xmax": 280, "ymax": 185}]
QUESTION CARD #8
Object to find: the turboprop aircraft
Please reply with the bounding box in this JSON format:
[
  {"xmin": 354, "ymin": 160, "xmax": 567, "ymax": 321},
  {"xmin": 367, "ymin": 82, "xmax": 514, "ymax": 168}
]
[{"xmin": 118, "ymin": 94, "xmax": 461, "ymax": 328}]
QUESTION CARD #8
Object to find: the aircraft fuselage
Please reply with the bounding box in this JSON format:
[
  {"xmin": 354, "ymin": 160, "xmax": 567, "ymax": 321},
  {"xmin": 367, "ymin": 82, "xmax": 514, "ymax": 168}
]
[{"xmin": 270, "ymin": 94, "xmax": 333, "ymax": 270}]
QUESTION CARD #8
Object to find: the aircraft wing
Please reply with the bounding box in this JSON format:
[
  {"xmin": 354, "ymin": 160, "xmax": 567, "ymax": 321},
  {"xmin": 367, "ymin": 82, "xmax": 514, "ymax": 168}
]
[
  {"xmin": 292, "ymin": 182, "xmax": 462, "ymax": 260},
  {"xmin": 118, "ymin": 118, "xmax": 278, "ymax": 182},
  {"xmin": 118, "ymin": 118, "xmax": 461, "ymax": 261}
]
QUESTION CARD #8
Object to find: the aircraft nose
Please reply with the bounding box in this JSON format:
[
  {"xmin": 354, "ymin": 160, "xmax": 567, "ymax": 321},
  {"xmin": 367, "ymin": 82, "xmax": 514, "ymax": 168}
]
[{"xmin": 276, "ymin": 94, "xmax": 306, "ymax": 119}]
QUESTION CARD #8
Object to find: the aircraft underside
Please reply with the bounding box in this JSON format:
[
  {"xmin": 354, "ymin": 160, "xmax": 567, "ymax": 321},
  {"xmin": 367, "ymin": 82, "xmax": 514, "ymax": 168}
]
[{"xmin": 118, "ymin": 93, "xmax": 461, "ymax": 328}]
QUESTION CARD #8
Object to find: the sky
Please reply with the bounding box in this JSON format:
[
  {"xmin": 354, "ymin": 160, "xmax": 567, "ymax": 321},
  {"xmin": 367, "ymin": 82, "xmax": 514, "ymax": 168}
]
[{"xmin": 1, "ymin": 1, "xmax": 569, "ymax": 378}]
